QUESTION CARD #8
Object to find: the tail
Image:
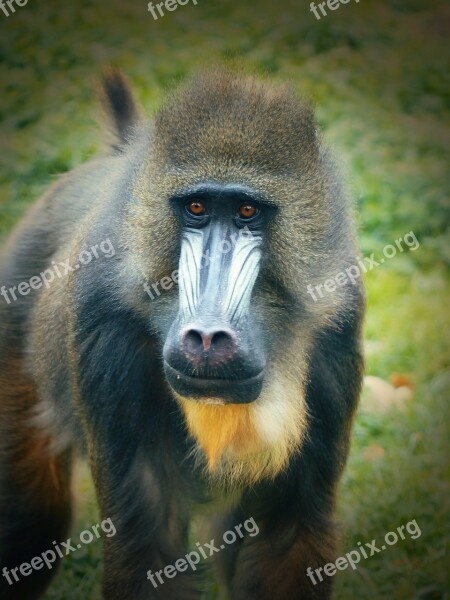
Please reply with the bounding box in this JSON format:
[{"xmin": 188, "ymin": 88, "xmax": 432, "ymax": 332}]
[{"xmin": 97, "ymin": 68, "xmax": 141, "ymax": 151}]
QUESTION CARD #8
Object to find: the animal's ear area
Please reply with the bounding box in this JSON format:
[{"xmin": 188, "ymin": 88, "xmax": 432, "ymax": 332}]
[{"xmin": 96, "ymin": 67, "xmax": 143, "ymax": 150}]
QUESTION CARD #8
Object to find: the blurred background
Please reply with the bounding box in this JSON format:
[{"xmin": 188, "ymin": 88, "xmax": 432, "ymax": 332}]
[{"xmin": 0, "ymin": 0, "xmax": 448, "ymax": 598}]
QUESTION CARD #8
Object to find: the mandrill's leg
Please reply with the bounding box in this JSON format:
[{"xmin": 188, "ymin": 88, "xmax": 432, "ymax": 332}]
[
  {"xmin": 91, "ymin": 441, "xmax": 199, "ymax": 600},
  {"xmin": 230, "ymin": 523, "xmax": 337, "ymax": 600},
  {"xmin": 72, "ymin": 313, "xmax": 200, "ymax": 599},
  {"xmin": 0, "ymin": 356, "xmax": 72, "ymax": 600},
  {"xmin": 214, "ymin": 492, "xmax": 338, "ymax": 600}
]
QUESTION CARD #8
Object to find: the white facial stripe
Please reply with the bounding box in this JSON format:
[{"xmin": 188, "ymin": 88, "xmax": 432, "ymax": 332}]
[
  {"xmin": 178, "ymin": 228, "xmax": 261, "ymax": 325},
  {"xmin": 178, "ymin": 229, "xmax": 204, "ymax": 319},
  {"xmin": 224, "ymin": 236, "xmax": 261, "ymax": 326}
]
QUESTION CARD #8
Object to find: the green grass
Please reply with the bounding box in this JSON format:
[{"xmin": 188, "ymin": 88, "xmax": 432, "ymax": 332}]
[{"xmin": 0, "ymin": 1, "xmax": 449, "ymax": 598}]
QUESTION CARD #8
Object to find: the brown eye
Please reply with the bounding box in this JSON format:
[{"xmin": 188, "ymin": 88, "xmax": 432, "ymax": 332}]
[
  {"xmin": 187, "ymin": 200, "xmax": 206, "ymax": 216},
  {"xmin": 238, "ymin": 204, "xmax": 258, "ymax": 219}
]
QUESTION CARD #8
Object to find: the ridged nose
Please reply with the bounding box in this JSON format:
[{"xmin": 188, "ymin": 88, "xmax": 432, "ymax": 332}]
[{"xmin": 181, "ymin": 326, "xmax": 237, "ymax": 366}]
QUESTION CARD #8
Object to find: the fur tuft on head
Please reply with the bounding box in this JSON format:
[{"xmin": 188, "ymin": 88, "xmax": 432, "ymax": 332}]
[{"xmin": 154, "ymin": 67, "xmax": 318, "ymax": 174}]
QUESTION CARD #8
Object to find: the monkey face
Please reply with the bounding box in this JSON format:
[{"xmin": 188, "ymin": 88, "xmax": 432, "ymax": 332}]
[{"xmin": 162, "ymin": 182, "xmax": 277, "ymax": 404}]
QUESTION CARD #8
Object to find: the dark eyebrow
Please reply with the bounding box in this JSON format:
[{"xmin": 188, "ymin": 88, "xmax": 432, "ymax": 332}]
[{"xmin": 169, "ymin": 182, "xmax": 278, "ymax": 208}]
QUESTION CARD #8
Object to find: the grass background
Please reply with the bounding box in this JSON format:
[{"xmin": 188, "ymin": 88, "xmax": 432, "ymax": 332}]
[{"xmin": 0, "ymin": 0, "xmax": 448, "ymax": 598}]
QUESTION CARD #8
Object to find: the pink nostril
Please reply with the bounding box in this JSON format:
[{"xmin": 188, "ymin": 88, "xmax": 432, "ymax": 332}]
[{"xmin": 182, "ymin": 327, "xmax": 237, "ymax": 363}]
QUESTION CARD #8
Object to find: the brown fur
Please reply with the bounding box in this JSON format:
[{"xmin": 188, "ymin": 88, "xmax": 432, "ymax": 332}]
[
  {"xmin": 231, "ymin": 526, "xmax": 338, "ymax": 600},
  {"xmin": 0, "ymin": 355, "xmax": 69, "ymax": 504},
  {"xmin": 0, "ymin": 354, "xmax": 72, "ymax": 599}
]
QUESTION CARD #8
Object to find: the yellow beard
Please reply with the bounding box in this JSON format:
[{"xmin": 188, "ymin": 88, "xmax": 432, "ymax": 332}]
[
  {"xmin": 175, "ymin": 361, "xmax": 308, "ymax": 487},
  {"xmin": 177, "ymin": 401, "xmax": 260, "ymax": 470}
]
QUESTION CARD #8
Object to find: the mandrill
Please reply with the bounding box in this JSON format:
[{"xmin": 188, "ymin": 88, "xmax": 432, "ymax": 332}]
[{"xmin": 0, "ymin": 68, "xmax": 364, "ymax": 599}]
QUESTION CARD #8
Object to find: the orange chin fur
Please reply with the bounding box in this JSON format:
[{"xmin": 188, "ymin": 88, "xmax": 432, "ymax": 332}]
[{"xmin": 178, "ymin": 399, "xmax": 261, "ymax": 469}]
